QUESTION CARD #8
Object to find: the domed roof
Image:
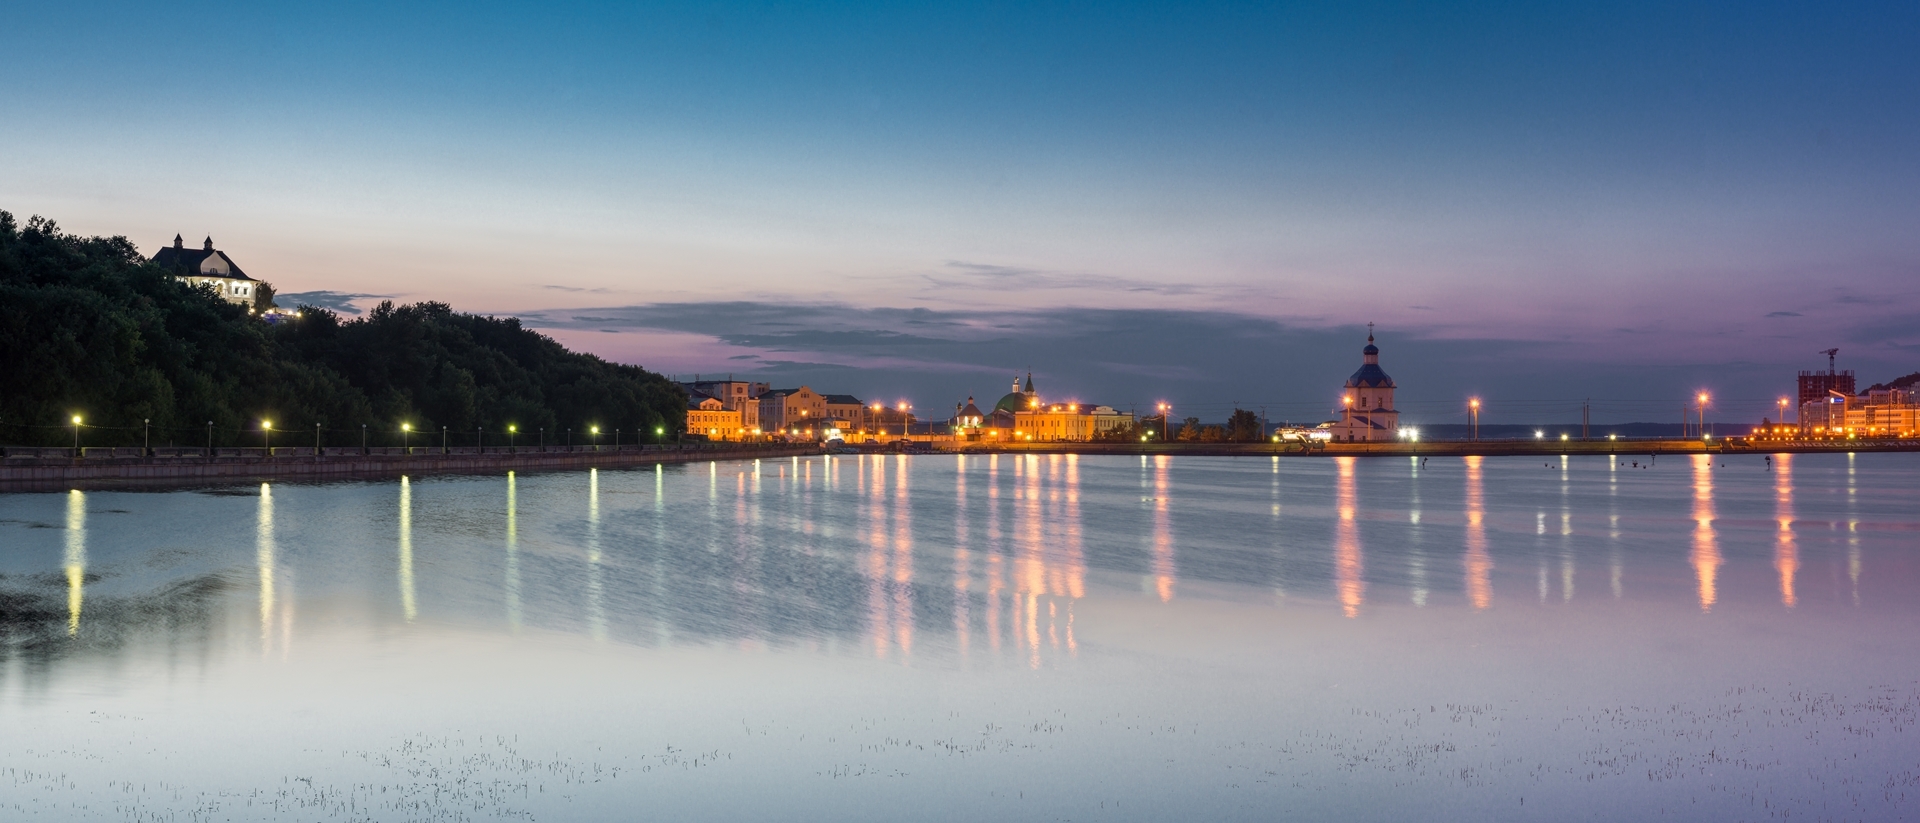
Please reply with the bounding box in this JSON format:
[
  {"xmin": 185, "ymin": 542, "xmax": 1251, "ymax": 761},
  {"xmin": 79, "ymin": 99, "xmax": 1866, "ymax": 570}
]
[
  {"xmin": 993, "ymin": 392, "xmax": 1034, "ymax": 414},
  {"xmin": 1363, "ymin": 342, "xmax": 1379, "ymax": 356},
  {"xmin": 1347, "ymin": 363, "xmax": 1394, "ymax": 389}
]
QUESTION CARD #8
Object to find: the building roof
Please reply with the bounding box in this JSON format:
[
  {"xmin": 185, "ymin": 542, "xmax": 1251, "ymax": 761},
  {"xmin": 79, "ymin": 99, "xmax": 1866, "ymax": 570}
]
[
  {"xmin": 1347, "ymin": 363, "xmax": 1395, "ymax": 388},
  {"xmin": 151, "ymin": 235, "xmax": 254, "ymax": 281},
  {"xmin": 821, "ymin": 394, "xmax": 863, "ymax": 405}
]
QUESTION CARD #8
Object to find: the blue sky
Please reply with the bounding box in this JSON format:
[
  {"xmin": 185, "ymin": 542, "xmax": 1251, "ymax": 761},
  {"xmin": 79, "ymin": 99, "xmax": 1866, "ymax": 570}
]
[{"xmin": 4, "ymin": 1, "xmax": 1917, "ymax": 424}]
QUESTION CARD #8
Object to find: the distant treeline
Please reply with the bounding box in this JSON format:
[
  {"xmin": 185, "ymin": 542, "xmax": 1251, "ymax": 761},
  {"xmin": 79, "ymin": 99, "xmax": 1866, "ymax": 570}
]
[{"xmin": 0, "ymin": 211, "xmax": 685, "ymax": 447}]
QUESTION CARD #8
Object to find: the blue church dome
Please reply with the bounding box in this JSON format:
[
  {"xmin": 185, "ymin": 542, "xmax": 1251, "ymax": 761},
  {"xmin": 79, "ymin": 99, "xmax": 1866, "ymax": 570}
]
[{"xmin": 1346, "ymin": 363, "xmax": 1395, "ymax": 389}]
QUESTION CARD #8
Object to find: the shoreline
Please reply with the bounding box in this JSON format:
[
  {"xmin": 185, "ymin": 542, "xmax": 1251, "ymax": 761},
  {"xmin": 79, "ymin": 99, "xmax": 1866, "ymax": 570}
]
[
  {"xmin": 6, "ymin": 437, "xmax": 1913, "ymax": 490},
  {"xmin": 938, "ymin": 438, "xmax": 1920, "ymax": 458},
  {"xmin": 0, "ymin": 444, "xmax": 822, "ymax": 492}
]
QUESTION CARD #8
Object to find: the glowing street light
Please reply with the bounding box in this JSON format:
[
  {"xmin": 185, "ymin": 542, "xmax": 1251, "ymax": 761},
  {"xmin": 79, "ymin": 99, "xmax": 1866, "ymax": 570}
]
[
  {"xmin": 1157, "ymin": 402, "xmax": 1171, "ymax": 441},
  {"xmin": 508, "ymin": 424, "xmax": 518, "ymax": 450},
  {"xmin": 591, "ymin": 425, "xmax": 600, "ymax": 450},
  {"xmin": 262, "ymin": 420, "xmax": 273, "ymax": 455},
  {"xmin": 1534, "ymin": 430, "xmax": 1544, "ymax": 440},
  {"xmin": 401, "ymin": 422, "xmax": 412, "ymax": 453},
  {"xmin": 71, "ymin": 414, "xmax": 82, "ymax": 454},
  {"xmin": 1468, "ymin": 398, "xmax": 1481, "ymax": 441}
]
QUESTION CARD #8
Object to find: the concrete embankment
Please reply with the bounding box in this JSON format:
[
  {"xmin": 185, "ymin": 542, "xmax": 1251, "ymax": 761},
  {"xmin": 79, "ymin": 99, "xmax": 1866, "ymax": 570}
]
[
  {"xmin": 0, "ymin": 445, "xmax": 821, "ymax": 492},
  {"xmin": 942, "ymin": 439, "xmax": 1920, "ymax": 458}
]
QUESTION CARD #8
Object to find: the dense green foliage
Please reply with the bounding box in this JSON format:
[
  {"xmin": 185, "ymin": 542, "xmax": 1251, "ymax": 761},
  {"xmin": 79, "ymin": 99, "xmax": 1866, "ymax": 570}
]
[{"xmin": 0, "ymin": 212, "xmax": 684, "ymax": 447}]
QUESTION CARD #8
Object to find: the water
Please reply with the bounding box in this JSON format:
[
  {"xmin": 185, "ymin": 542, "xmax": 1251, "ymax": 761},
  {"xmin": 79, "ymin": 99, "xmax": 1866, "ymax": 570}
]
[{"xmin": 2, "ymin": 452, "xmax": 1917, "ymax": 821}]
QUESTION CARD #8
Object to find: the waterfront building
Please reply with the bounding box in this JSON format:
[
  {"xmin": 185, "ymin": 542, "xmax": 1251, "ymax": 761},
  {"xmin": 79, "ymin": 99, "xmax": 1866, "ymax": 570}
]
[
  {"xmin": 759, "ymin": 386, "xmax": 828, "ymax": 433},
  {"xmin": 686, "ymin": 392, "xmax": 746, "ymax": 439},
  {"xmin": 1014, "ymin": 403, "xmax": 1132, "ymax": 441},
  {"xmin": 988, "ymin": 373, "xmax": 1038, "ymax": 430},
  {"xmin": 822, "ymin": 394, "xmax": 868, "ymax": 432},
  {"xmin": 1332, "ymin": 330, "xmax": 1400, "ymax": 442},
  {"xmin": 949, "ymin": 397, "xmax": 989, "ymax": 441},
  {"xmin": 682, "ymin": 379, "xmax": 767, "ymax": 430},
  {"xmin": 151, "ymin": 235, "xmax": 259, "ymax": 307}
]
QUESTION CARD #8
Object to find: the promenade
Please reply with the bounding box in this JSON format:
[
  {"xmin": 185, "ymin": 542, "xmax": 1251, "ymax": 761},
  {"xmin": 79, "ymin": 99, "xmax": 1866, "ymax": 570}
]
[
  {"xmin": 0, "ymin": 443, "xmax": 822, "ymax": 491},
  {"xmin": 942, "ymin": 438, "xmax": 1920, "ymax": 458}
]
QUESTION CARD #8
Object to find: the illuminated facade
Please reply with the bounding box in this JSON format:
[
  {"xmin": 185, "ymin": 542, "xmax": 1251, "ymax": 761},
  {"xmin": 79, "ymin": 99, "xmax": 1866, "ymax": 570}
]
[
  {"xmin": 822, "ymin": 394, "xmax": 868, "ymax": 431},
  {"xmin": 759, "ymin": 386, "xmax": 829, "ymax": 432},
  {"xmin": 686, "ymin": 393, "xmax": 746, "ymax": 439},
  {"xmin": 682, "ymin": 379, "xmax": 766, "ymax": 430},
  {"xmin": 1797, "ymin": 386, "xmax": 1919, "ymax": 437},
  {"xmin": 1332, "ymin": 330, "xmax": 1400, "ymax": 442},
  {"xmin": 151, "ymin": 235, "xmax": 259, "ymax": 307},
  {"xmin": 1013, "ymin": 403, "xmax": 1131, "ymax": 441}
]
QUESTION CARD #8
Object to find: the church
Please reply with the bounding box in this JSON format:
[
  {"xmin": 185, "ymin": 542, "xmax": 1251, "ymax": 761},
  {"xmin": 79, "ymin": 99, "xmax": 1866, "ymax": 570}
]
[{"xmin": 1332, "ymin": 328, "xmax": 1400, "ymax": 442}]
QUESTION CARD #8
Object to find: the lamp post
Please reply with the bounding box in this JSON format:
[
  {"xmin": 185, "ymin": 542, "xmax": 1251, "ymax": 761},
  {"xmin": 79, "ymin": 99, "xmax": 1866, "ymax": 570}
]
[
  {"xmin": 1469, "ymin": 398, "xmax": 1480, "ymax": 441},
  {"xmin": 441, "ymin": 425, "xmax": 448, "ymax": 454},
  {"xmin": 566, "ymin": 427, "xmax": 572, "ymax": 451},
  {"xmin": 1157, "ymin": 403, "xmax": 1170, "ymax": 442},
  {"xmin": 476, "ymin": 426, "xmax": 482, "ymax": 453},
  {"xmin": 262, "ymin": 420, "xmax": 272, "ymax": 456},
  {"xmin": 71, "ymin": 415, "xmax": 82, "ymax": 457},
  {"xmin": 591, "ymin": 425, "xmax": 600, "ymax": 451},
  {"xmin": 1697, "ymin": 392, "xmax": 1710, "ymax": 439},
  {"xmin": 539, "ymin": 427, "xmax": 545, "ymax": 451},
  {"xmin": 316, "ymin": 423, "xmax": 323, "ymax": 456},
  {"xmin": 508, "ymin": 424, "xmax": 518, "ymax": 452},
  {"xmin": 402, "ymin": 423, "xmax": 412, "ymax": 454},
  {"xmin": 208, "ymin": 421, "xmax": 215, "ymax": 456},
  {"xmin": 143, "ymin": 418, "xmax": 150, "ymax": 456},
  {"xmin": 362, "ymin": 424, "xmax": 368, "ymax": 455},
  {"xmin": 897, "ymin": 402, "xmax": 911, "ymax": 439},
  {"xmin": 1778, "ymin": 397, "xmax": 1790, "ymax": 437}
]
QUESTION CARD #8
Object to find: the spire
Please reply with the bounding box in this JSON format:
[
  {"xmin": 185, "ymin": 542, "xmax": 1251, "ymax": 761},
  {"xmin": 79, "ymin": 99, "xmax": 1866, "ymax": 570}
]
[
  {"xmin": 1367, "ymin": 321, "xmax": 1374, "ymax": 343},
  {"xmin": 203, "ymin": 236, "xmax": 214, "ymax": 251},
  {"xmin": 1023, "ymin": 371, "xmax": 1035, "ymax": 394},
  {"xmin": 172, "ymin": 234, "xmax": 183, "ymax": 249}
]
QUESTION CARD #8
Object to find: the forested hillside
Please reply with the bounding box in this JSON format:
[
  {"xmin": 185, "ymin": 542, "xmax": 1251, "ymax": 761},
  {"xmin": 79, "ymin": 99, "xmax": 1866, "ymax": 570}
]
[{"xmin": 0, "ymin": 211, "xmax": 684, "ymax": 447}]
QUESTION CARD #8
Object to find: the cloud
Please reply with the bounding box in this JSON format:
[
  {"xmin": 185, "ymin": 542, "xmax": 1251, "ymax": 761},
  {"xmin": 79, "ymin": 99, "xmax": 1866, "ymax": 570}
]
[
  {"xmin": 515, "ymin": 300, "xmax": 1920, "ymax": 424},
  {"xmin": 919, "ymin": 260, "xmax": 1208, "ymax": 297},
  {"xmin": 276, "ymin": 290, "xmax": 389, "ymax": 315},
  {"xmin": 543, "ymin": 284, "xmax": 620, "ymax": 294},
  {"xmin": 1766, "ymin": 311, "xmax": 1803, "ymax": 318}
]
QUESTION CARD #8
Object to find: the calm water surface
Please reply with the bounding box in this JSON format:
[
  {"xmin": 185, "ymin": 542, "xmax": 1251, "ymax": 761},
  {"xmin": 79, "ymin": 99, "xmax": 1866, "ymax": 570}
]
[{"xmin": 3, "ymin": 453, "xmax": 1919, "ymax": 821}]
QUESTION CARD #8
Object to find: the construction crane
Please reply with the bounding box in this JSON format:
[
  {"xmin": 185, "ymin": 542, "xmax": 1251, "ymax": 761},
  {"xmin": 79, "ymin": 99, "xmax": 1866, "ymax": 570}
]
[{"xmin": 1820, "ymin": 348, "xmax": 1840, "ymax": 375}]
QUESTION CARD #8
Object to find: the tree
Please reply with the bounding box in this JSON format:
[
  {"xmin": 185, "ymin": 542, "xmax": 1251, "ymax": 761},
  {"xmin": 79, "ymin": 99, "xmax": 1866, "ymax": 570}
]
[
  {"xmin": 252, "ymin": 280, "xmax": 277, "ymax": 313},
  {"xmin": 0, "ymin": 210, "xmax": 686, "ymax": 447},
  {"xmin": 1225, "ymin": 408, "xmax": 1264, "ymax": 442},
  {"xmin": 1176, "ymin": 416, "xmax": 1202, "ymax": 441}
]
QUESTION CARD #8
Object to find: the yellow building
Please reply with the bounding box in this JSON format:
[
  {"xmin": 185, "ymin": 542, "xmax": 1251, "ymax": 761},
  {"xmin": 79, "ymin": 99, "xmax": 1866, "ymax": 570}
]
[
  {"xmin": 687, "ymin": 394, "xmax": 747, "ymax": 440},
  {"xmin": 1014, "ymin": 403, "xmax": 1132, "ymax": 442}
]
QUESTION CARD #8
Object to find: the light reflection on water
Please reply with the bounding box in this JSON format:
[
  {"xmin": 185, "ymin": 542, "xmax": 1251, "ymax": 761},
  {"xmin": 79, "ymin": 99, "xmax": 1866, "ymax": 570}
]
[{"xmin": 5, "ymin": 452, "xmax": 1920, "ymax": 821}]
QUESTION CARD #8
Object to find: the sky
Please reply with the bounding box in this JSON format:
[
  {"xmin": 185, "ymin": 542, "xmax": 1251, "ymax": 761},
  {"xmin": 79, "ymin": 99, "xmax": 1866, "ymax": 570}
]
[{"xmin": 4, "ymin": 1, "xmax": 1917, "ymax": 425}]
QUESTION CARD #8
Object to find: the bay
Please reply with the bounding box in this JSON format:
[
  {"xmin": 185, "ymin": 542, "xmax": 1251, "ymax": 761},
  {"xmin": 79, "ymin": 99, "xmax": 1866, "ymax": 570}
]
[{"xmin": 2, "ymin": 452, "xmax": 1917, "ymax": 821}]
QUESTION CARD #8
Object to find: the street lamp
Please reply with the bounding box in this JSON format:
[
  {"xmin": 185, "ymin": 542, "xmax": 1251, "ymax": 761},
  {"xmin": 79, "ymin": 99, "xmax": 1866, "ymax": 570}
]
[
  {"xmin": 401, "ymin": 422, "xmax": 412, "ymax": 454},
  {"xmin": 1469, "ymin": 398, "xmax": 1481, "ymax": 441},
  {"xmin": 262, "ymin": 420, "xmax": 273, "ymax": 455},
  {"xmin": 442, "ymin": 426, "xmax": 448, "ymax": 454},
  {"xmin": 1697, "ymin": 392, "xmax": 1710, "ymax": 437},
  {"xmin": 509, "ymin": 424, "xmax": 518, "ymax": 451},
  {"xmin": 1157, "ymin": 402, "xmax": 1171, "ymax": 442},
  {"xmin": 591, "ymin": 425, "xmax": 600, "ymax": 450},
  {"xmin": 71, "ymin": 415, "xmax": 82, "ymax": 456},
  {"xmin": 1778, "ymin": 397, "xmax": 1790, "ymax": 435}
]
